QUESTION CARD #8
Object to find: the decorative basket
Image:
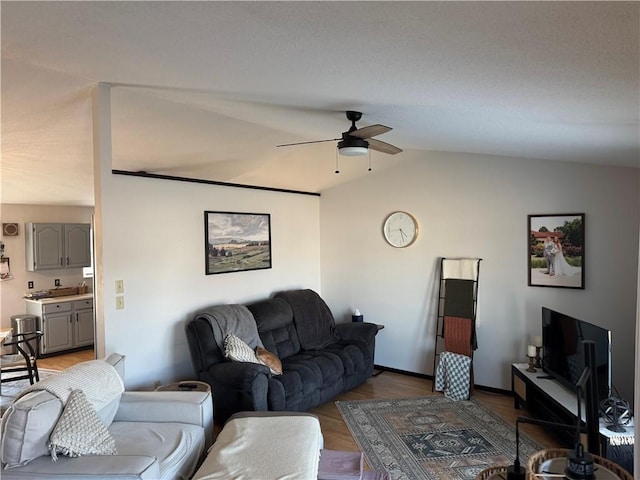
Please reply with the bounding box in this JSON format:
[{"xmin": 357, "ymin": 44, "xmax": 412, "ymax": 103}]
[
  {"xmin": 475, "ymin": 465, "xmax": 509, "ymax": 480},
  {"xmin": 526, "ymin": 448, "xmax": 632, "ymax": 480},
  {"xmin": 48, "ymin": 287, "xmax": 79, "ymax": 297}
]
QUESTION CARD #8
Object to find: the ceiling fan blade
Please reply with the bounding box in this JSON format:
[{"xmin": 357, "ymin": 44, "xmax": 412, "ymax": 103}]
[
  {"xmin": 350, "ymin": 124, "xmax": 392, "ymax": 139},
  {"xmin": 276, "ymin": 138, "xmax": 341, "ymax": 148},
  {"xmin": 368, "ymin": 138, "xmax": 403, "ymax": 155}
]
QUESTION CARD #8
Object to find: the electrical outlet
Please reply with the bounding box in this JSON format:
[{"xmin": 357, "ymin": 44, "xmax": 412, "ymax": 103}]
[
  {"xmin": 28, "ymin": 281, "xmax": 34, "ymax": 289},
  {"xmin": 116, "ymin": 295, "xmax": 125, "ymax": 310},
  {"xmin": 54, "ymin": 279, "xmax": 61, "ymax": 287},
  {"xmin": 115, "ymin": 280, "xmax": 124, "ymax": 294}
]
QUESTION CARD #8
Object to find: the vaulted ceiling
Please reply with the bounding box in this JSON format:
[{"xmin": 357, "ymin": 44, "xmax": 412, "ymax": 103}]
[{"xmin": 2, "ymin": 1, "xmax": 638, "ymax": 206}]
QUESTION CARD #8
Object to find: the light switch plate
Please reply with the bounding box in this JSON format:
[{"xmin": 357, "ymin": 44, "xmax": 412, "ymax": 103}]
[
  {"xmin": 115, "ymin": 280, "xmax": 124, "ymax": 294},
  {"xmin": 116, "ymin": 296, "xmax": 124, "ymax": 310}
]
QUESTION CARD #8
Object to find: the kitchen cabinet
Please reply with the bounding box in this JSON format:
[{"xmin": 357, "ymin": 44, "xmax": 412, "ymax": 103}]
[
  {"xmin": 73, "ymin": 298, "xmax": 95, "ymax": 347},
  {"xmin": 41, "ymin": 307, "xmax": 74, "ymax": 354},
  {"xmin": 25, "ymin": 223, "xmax": 91, "ymax": 271},
  {"xmin": 25, "ymin": 295, "xmax": 94, "ymax": 355}
]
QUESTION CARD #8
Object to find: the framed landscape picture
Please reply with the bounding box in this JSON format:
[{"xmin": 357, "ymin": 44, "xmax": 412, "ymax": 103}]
[
  {"xmin": 204, "ymin": 211, "xmax": 272, "ymax": 275},
  {"xmin": 528, "ymin": 213, "xmax": 585, "ymax": 289}
]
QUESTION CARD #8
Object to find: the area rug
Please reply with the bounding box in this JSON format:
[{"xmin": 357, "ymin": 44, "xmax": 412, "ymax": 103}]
[
  {"xmin": 336, "ymin": 395, "xmax": 543, "ymax": 480},
  {"xmin": 1, "ymin": 369, "xmax": 59, "ymax": 414}
]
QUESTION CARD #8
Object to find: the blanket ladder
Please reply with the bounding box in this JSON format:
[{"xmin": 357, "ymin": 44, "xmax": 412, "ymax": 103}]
[{"xmin": 431, "ymin": 257, "xmax": 482, "ymax": 393}]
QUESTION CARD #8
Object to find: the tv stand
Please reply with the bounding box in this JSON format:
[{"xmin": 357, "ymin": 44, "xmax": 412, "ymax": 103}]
[{"xmin": 511, "ymin": 363, "xmax": 634, "ymax": 474}]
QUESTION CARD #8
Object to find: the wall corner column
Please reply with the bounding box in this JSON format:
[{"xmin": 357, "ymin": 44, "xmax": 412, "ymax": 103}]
[{"xmin": 92, "ymin": 82, "xmax": 112, "ymax": 359}]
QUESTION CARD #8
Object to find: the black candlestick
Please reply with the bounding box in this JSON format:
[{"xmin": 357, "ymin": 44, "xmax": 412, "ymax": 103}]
[{"xmin": 526, "ymin": 356, "xmax": 536, "ymax": 373}]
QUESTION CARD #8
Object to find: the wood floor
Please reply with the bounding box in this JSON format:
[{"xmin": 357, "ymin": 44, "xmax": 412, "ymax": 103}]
[
  {"xmin": 40, "ymin": 350, "xmax": 562, "ymax": 457},
  {"xmin": 38, "ymin": 348, "xmax": 95, "ymax": 370}
]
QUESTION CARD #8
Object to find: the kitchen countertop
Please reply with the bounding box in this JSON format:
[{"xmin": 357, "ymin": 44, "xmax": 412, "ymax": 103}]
[{"xmin": 24, "ymin": 293, "xmax": 93, "ymax": 304}]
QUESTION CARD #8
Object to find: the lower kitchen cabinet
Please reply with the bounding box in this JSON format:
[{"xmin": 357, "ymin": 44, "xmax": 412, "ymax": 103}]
[
  {"xmin": 74, "ymin": 299, "xmax": 95, "ymax": 347},
  {"xmin": 42, "ymin": 311, "xmax": 74, "ymax": 354},
  {"xmin": 26, "ymin": 295, "xmax": 94, "ymax": 355}
]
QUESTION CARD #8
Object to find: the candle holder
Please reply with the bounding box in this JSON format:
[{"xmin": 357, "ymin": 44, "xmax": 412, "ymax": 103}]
[
  {"xmin": 535, "ymin": 346, "xmax": 542, "ymax": 368},
  {"xmin": 526, "ymin": 356, "xmax": 537, "ymax": 373}
]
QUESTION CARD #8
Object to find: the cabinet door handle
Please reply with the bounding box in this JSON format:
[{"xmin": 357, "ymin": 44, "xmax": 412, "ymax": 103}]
[
  {"xmin": 66, "ymin": 257, "xmax": 70, "ymax": 265},
  {"xmin": 60, "ymin": 257, "xmax": 64, "ymax": 266}
]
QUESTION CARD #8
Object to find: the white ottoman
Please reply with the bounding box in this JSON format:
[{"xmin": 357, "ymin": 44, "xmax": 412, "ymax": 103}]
[{"xmin": 192, "ymin": 412, "xmax": 323, "ymax": 480}]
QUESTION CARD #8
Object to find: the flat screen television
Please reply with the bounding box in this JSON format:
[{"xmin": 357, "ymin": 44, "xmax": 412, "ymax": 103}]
[{"xmin": 541, "ymin": 307, "xmax": 611, "ymax": 404}]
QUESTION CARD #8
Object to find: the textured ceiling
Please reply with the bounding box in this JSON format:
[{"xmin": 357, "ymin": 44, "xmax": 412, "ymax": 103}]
[{"xmin": 1, "ymin": 1, "xmax": 638, "ymax": 206}]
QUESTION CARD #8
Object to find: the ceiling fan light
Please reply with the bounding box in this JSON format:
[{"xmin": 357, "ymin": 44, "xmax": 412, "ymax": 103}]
[{"xmin": 339, "ymin": 146, "xmax": 369, "ymax": 156}]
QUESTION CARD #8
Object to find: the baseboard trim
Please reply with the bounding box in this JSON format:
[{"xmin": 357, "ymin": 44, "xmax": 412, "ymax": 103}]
[{"xmin": 372, "ymin": 364, "xmax": 513, "ymax": 397}]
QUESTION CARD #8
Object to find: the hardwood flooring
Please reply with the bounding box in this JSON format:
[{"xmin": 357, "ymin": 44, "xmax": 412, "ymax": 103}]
[
  {"xmin": 38, "ymin": 348, "xmax": 95, "ymax": 370},
  {"xmin": 40, "ymin": 351, "xmax": 562, "ymax": 457}
]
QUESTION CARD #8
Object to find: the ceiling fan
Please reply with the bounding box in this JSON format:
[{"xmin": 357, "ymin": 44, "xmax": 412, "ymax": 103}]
[{"xmin": 276, "ymin": 110, "xmax": 403, "ymax": 156}]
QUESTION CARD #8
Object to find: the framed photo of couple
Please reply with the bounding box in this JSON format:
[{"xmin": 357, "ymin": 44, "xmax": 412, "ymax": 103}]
[{"xmin": 528, "ymin": 213, "xmax": 585, "ymax": 289}]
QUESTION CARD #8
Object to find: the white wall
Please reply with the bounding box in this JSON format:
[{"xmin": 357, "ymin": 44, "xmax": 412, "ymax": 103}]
[
  {"xmin": 320, "ymin": 150, "xmax": 639, "ymax": 402},
  {"xmin": 0, "ymin": 204, "xmax": 94, "ymax": 327},
  {"xmin": 97, "ymin": 173, "xmax": 321, "ymax": 389}
]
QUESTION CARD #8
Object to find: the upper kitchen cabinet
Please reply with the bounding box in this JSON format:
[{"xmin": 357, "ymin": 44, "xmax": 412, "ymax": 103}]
[{"xmin": 25, "ymin": 223, "xmax": 91, "ymax": 271}]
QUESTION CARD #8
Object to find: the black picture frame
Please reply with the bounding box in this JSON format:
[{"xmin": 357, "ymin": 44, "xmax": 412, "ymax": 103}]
[
  {"xmin": 528, "ymin": 213, "xmax": 585, "ymax": 289},
  {"xmin": 204, "ymin": 211, "xmax": 271, "ymax": 275}
]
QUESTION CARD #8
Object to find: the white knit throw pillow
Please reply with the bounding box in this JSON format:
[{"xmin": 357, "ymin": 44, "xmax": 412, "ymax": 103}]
[
  {"xmin": 224, "ymin": 334, "xmax": 260, "ymax": 363},
  {"xmin": 48, "ymin": 389, "xmax": 117, "ymax": 461}
]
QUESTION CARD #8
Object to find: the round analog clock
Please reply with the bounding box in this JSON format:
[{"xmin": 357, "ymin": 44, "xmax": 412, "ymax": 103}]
[{"xmin": 383, "ymin": 211, "xmax": 418, "ymax": 248}]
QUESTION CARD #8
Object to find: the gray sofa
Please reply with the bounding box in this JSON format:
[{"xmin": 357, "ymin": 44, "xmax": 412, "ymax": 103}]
[
  {"xmin": 0, "ymin": 354, "xmax": 214, "ymax": 480},
  {"xmin": 186, "ymin": 289, "xmax": 378, "ymax": 422}
]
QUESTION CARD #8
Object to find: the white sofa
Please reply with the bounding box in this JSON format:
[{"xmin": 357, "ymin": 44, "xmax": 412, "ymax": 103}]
[{"xmin": 0, "ymin": 353, "xmax": 214, "ymax": 480}]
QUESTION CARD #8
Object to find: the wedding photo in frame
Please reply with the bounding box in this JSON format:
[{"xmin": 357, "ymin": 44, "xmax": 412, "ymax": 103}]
[
  {"xmin": 204, "ymin": 211, "xmax": 272, "ymax": 275},
  {"xmin": 528, "ymin": 213, "xmax": 585, "ymax": 289}
]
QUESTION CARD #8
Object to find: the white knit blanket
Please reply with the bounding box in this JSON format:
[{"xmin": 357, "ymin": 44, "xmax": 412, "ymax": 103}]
[
  {"xmin": 193, "ymin": 415, "xmax": 322, "ymax": 480},
  {"xmin": 18, "ymin": 360, "xmax": 124, "ymax": 411}
]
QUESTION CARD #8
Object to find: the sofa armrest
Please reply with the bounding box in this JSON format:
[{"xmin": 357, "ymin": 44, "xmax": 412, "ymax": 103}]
[
  {"xmin": 114, "ymin": 391, "xmax": 214, "ymax": 449},
  {"xmin": 0, "ymin": 454, "xmax": 160, "ymax": 479},
  {"xmin": 336, "ymin": 322, "xmax": 378, "ymax": 344},
  {"xmin": 200, "ymin": 361, "xmax": 270, "ymax": 422},
  {"xmin": 207, "ymin": 360, "xmax": 271, "ymax": 388}
]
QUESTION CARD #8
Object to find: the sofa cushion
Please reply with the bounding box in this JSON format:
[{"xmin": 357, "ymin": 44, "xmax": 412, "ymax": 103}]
[
  {"xmin": 277, "ymin": 351, "xmax": 344, "ymax": 400},
  {"xmin": 109, "ymin": 421, "xmax": 205, "ymax": 480},
  {"xmin": 0, "ymin": 390, "xmax": 63, "ymax": 468},
  {"xmin": 323, "ymin": 343, "xmax": 367, "ymax": 376},
  {"xmin": 48, "ymin": 389, "xmax": 117, "ymax": 460},
  {"xmin": 275, "ymin": 289, "xmax": 339, "ymax": 350},
  {"xmin": 247, "ymin": 298, "xmax": 301, "ymax": 359}
]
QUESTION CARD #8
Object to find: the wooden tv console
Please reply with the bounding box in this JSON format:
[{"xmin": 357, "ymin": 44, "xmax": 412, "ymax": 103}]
[{"xmin": 511, "ymin": 363, "xmax": 634, "ymax": 474}]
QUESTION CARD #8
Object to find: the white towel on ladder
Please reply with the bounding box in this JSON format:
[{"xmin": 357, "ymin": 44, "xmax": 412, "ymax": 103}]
[
  {"xmin": 442, "ymin": 258, "xmax": 479, "ymax": 281},
  {"xmin": 435, "ymin": 351, "xmax": 471, "ymax": 401}
]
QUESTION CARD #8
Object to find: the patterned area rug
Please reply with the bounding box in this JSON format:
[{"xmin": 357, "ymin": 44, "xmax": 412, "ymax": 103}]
[
  {"xmin": 337, "ymin": 395, "xmax": 543, "ymax": 480},
  {"xmin": 1, "ymin": 369, "xmax": 59, "ymax": 414}
]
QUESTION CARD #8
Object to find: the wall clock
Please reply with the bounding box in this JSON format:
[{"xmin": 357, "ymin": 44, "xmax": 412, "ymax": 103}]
[{"xmin": 383, "ymin": 211, "xmax": 418, "ymax": 248}]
